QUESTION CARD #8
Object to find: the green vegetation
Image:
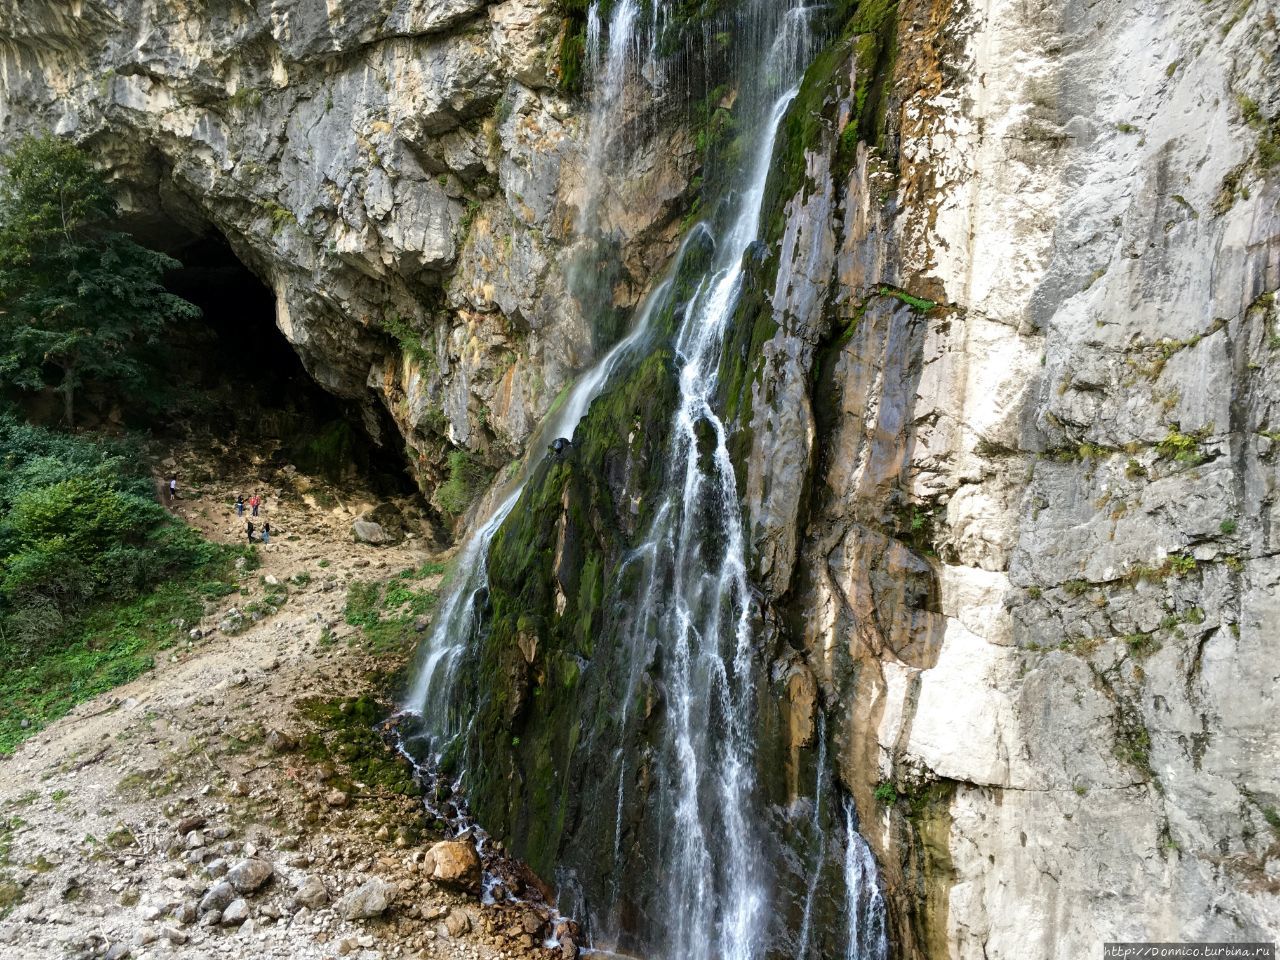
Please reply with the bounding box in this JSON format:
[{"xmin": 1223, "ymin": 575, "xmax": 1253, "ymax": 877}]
[
  {"xmin": 297, "ymin": 694, "xmax": 422, "ymax": 800},
  {"xmin": 1156, "ymin": 427, "xmax": 1208, "ymax": 465},
  {"xmin": 342, "ymin": 570, "xmax": 440, "ymax": 653},
  {"xmin": 261, "ymin": 200, "xmax": 295, "ymax": 232},
  {"xmin": 436, "ymin": 449, "xmax": 494, "ymax": 517},
  {"xmin": 873, "ymin": 780, "xmax": 898, "ymax": 805},
  {"xmin": 1235, "ymin": 92, "xmax": 1280, "ymax": 171},
  {"xmin": 381, "ymin": 312, "xmax": 434, "ymax": 366},
  {"xmin": 0, "ymin": 417, "xmax": 242, "ymax": 754},
  {"xmin": 0, "ymin": 135, "xmax": 199, "ymax": 426},
  {"xmin": 878, "ymin": 285, "xmax": 938, "ymax": 312}
]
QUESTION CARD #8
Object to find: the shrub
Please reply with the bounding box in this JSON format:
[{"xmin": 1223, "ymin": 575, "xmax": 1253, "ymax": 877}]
[{"xmin": 0, "ymin": 413, "xmax": 230, "ymax": 750}]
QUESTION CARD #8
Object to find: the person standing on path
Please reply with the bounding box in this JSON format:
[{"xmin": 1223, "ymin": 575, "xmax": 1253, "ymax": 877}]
[
  {"xmin": 246, "ymin": 520, "xmax": 255, "ymax": 544},
  {"xmin": 168, "ymin": 475, "xmax": 178, "ymax": 502},
  {"xmin": 250, "ymin": 492, "xmax": 261, "ymax": 517},
  {"xmin": 261, "ymin": 521, "xmax": 271, "ymax": 545},
  {"xmin": 235, "ymin": 495, "xmax": 245, "ymax": 517}
]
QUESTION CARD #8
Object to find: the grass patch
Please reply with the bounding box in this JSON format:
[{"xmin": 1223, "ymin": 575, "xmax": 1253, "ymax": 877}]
[
  {"xmin": 0, "ymin": 567, "xmax": 241, "ymax": 756},
  {"xmin": 296, "ymin": 695, "xmax": 422, "ymax": 800},
  {"xmin": 343, "ymin": 567, "xmax": 444, "ymax": 654}
]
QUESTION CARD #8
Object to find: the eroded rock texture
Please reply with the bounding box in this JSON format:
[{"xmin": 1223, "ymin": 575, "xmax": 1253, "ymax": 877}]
[
  {"xmin": 3, "ymin": 0, "xmax": 1279, "ymax": 957},
  {"xmin": 737, "ymin": 0, "xmax": 1280, "ymax": 955},
  {"xmin": 0, "ymin": 0, "xmax": 695, "ymax": 516}
]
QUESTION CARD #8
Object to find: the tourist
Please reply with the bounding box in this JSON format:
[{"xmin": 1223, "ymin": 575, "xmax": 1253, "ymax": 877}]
[
  {"xmin": 250, "ymin": 492, "xmax": 261, "ymax": 516},
  {"xmin": 168, "ymin": 474, "xmax": 178, "ymax": 501},
  {"xmin": 235, "ymin": 494, "xmax": 245, "ymax": 517},
  {"xmin": 262, "ymin": 521, "xmax": 271, "ymax": 545},
  {"xmin": 246, "ymin": 519, "xmax": 255, "ymax": 544}
]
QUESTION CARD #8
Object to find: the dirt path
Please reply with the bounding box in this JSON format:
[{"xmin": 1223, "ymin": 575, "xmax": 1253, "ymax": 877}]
[{"xmin": 0, "ymin": 463, "xmax": 566, "ymax": 960}]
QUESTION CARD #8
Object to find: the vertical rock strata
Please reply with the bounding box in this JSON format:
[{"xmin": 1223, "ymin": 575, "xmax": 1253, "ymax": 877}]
[
  {"xmin": 737, "ymin": 0, "xmax": 1280, "ymax": 954},
  {"xmin": 3, "ymin": 0, "xmax": 1279, "ymax": 956}
]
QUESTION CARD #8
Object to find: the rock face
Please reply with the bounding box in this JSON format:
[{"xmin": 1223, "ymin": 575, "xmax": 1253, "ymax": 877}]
[
  {"xmin": 0, "ymin": 0, "xmax": 695, "ymax": 522},
  {"xmin": 4, "ymin": 0, "xmax": 1279, "ymax": 958},
  {"xmin": 415, "ymin": 2, "xmax": 1280, "ymax": 960},
  {"xmin": 728, "ymin": 0, "xmax": 1280, "ymax": 956}
]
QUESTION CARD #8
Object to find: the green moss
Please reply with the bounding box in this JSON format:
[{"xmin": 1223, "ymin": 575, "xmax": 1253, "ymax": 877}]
[
  {"xmin": 450, "ymin": 341, "xmax": 680, "ymax": 881},
  {"xmin": 877, "ymin": 285, "xmax": 937, "ymax": 312},
  {"xmin": 297, "ymin": 694, "xmax": 422, "ymax": 798},
  {"xmin": 437, "ymin": 449, "xmax": 494, "ymax": 517}
]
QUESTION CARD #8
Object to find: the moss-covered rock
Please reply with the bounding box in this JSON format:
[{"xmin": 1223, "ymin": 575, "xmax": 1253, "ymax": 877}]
[{"xmin": 443, "ymin": 341, "xmax": 680, "ymax": 887}]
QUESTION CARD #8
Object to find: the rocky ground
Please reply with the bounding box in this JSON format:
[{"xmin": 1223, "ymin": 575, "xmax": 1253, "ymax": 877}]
[{"xmin": 0, "ymin": 448, "xmax": 576, "ymax": 960}]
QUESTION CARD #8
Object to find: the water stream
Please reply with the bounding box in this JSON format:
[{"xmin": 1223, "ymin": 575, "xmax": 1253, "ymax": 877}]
[{"xmin": 403, "ymin": 3, "xmax": 890, "ymax": 958}]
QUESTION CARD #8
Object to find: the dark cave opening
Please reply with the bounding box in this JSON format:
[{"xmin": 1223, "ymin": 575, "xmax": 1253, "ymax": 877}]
[{"xmin": 151, "ymin": 229, "xmax": 416, "ymax": 498}]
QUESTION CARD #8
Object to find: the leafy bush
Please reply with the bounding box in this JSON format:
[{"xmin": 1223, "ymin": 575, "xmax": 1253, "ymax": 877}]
[{"xmin": 0, "ymin": 413, "xmax": 232, "ymax": 751}]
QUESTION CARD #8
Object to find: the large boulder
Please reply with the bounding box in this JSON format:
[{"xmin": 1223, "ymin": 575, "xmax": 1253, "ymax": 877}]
[
  {"xmin": 422, "ymin": 840, "xmax": 481, "ymax": 894},
  {"xmin": 294, "ymin": 875, "xmax": 330, "ymax": 910},
  {"xmin": 221, "ymin": 899, "xmax": 250, "ymax": 926},
  {"xmin": 334, "ymin": 878, "xmax": 398, "ymax": 920},
  {"xmin": 352, "ymin": 519, "xmax": 397, "ymax": 546},
  {"xmin": 226, "ymin": 858, "xmax": 273, "ymax": 894},
  {"xmin": 197, "ymin": 880, "xmax": 235, "ymax": 915}
]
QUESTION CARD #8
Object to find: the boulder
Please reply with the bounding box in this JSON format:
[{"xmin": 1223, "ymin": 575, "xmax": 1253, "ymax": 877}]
[
  {"xmin": 198, "ymin": 880, "xmax": 235, "ymax": 915},
  {"xmin": 352, "ymin": 519, "xmax": 397, "ymax": 546},
  {"xmin": 161, "ymin": 926, "xmax": 188, "ymax": 945},
  {"xmin": 221, "ymin": 899, "xmax": 250, "ymax": 926},
  {"xmin": 175, "ymin": 816, "xmax": 206, "ymax": 836},
  {"xmin": 444, "ymin": 907, "xmax": 470, "ymax": 936},
  {"xmin": 334, "ymin": 878, "xmax": 398, "ymax": 920},
  {"xmin": 204, "ymin": 858, "xmax": 228, "ymax": 879},
  {"xmin": 294, "ymin": 875, "xmax": 329, "ymax": 910},
  {"xmin": 265, "ymin": 730, "xmax": 296, "ymax": 754},
  {"xmin": 421, "ymin": 840, "xmax": 481, "ymax": 894},
  {"xmin": 227, "ymin": 858, "xmax": 273, "ymax": 894}
]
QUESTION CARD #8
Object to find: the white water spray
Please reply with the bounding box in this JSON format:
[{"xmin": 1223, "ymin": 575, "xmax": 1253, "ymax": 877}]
[
  {"xmin": 404, "ymin": 3, "xmax": 893, "ymax": 959},
  {"xmin": 844, "ymin": 798, "xmax": 889, "ymax": 960}
]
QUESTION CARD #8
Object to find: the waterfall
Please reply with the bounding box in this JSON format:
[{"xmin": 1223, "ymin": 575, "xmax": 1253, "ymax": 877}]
[
  {"xmin": 404, "ymin": 3, "xmax": 893, "ymax": 958},
  {"xmin": 404, "ymin": 0, "xmax": 660, "ymax": 725},
  {"xmin": 844, "ymin": 798, "xmax": 889, "ymax": 960}
]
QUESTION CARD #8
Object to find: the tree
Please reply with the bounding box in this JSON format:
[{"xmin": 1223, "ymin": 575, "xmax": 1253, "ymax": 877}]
[{"xmin": 0, "ymin": 135, "xmax": 199, "ymax": 427}]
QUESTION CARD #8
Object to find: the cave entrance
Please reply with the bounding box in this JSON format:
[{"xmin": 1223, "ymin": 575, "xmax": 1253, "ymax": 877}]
[{"xmin": 147, "ymin": 228, "xmax": 414, "ymax": 497}]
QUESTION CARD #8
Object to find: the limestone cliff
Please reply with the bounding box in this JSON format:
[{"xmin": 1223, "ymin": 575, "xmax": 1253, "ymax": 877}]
[
  {"xmin": 740, "ymin": 0, "xmax": 1280, "ymax": 954},
  {"xmin": 4, "ymin": 0, "xmax": 1280, "ymax": 958},
  {"xmin": 0, "ymin": 0, "xmax": 696, "ymax": 520}
]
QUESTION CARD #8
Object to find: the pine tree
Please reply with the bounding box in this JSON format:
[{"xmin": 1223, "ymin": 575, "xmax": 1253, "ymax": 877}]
[{"xmin": 0, "ymin": 135, "xmax": 199, "ymax": 427}]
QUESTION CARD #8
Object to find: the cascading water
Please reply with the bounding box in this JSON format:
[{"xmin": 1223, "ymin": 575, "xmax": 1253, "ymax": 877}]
[
  {"xmin": 844, "ymin": 799, "xmax": 889, "ymax": 960},
  {"xmin": 403, "ymin": 3, "xmax": 892, "ymax": 959}
]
